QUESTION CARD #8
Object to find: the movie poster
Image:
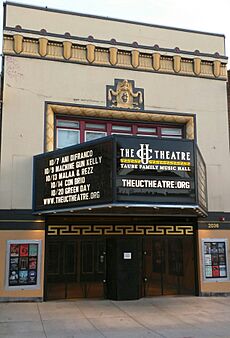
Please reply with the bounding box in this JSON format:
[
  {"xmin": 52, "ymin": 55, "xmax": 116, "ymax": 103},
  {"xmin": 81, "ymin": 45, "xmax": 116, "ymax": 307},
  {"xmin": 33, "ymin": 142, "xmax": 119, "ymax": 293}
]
[
  {"xmin": 29, "ymin": 244, "xmax": 38, "ymax": 257},
  {"xmin": 10, "ymin": 244, "xmax": 19, "ymax": 257},
  {"xmin": 205, "ymin": 254, "xmax": 211, "ymax": 265},
  {"xmin": 20, "ymin": 244, "xmax": 29, "ymax": 257},
  {"xmin": 29, "ymin": 257, "xmax": 37, "ymax": 270},
  {"xmin": 19, "ymin": 270, "xmax": 28, "ymax": 284},
  {"xmin": 10, "ymin": 257, "xmax": 19, "ymax": 270},
  {"xmin": 212, "ymin": 266, "xmax": 220, "ymax": 277},
  {"xmin": 205, "ymin": 266, "xmax": 212, "ymax": 278},
  {"xmin": 204, "ymin": 243, "xmax": 211, "ymax": 254},
  {"xmin": 19, "ymin": 257, "xmax": 28, "ymax": 270},
  {"xmin": 8, "ymin": 242, "xmax": 39, "ymax": 287},
  {"xmin": 28, "ymin": 270, "xmax": 37, "ymax": 284},
  {"xmin": 9, "ymin": 270, "xmax": 19, "ymax": 285},
  {"xmin": 220, "ymin": 265, "xmax": 227, "ymax": 277}
]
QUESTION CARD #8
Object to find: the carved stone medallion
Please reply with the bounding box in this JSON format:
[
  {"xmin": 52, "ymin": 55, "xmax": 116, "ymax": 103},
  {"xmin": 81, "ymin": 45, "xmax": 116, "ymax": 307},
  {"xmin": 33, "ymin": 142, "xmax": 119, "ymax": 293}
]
[{"xmin": 106, "ymin": 79, "xmax": 144, "ymax": 110}]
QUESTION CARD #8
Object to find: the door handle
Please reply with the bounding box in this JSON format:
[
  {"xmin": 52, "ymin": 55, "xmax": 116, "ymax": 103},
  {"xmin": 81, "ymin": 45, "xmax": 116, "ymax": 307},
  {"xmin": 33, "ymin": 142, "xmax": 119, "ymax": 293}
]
[{"xmin": 100, "ymin": 255, "xmax": 104, "ymax": 263}]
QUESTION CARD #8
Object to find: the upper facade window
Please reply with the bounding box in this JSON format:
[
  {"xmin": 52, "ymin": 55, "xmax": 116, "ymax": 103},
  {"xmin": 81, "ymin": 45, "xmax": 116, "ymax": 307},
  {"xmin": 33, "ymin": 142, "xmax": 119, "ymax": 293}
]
[{"xmin": 56, "ymin": 118, "xmax": 184, "ymax": 149}]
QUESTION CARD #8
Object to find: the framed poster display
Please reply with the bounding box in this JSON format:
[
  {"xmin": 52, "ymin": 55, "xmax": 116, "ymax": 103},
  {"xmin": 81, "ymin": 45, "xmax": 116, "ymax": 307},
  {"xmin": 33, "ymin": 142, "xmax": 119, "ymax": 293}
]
[
  {"xmin": 5, "ymin": 240, "xmax": 42, "ymax": 289},
  {"xmin": 202, "ymin": 239, "xmax": 229, "ymax": 282}
]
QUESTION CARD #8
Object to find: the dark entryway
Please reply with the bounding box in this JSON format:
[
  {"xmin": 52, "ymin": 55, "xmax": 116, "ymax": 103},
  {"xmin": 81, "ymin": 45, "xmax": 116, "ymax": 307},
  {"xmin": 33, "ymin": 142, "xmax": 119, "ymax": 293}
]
[
  {"xmin": 143, "ymin": 236, "xmax": 195, "ymax": 296},
  {"xmin": 45, "ymin": 236, "xmax": 195, "ymax": 300},
  {"xmin": 106, "ymin": 238, "xmax": 142, "ymax": 300},
  {"xmin": 46, "ymin": 238, "xmax": 106, "ymax": 300}
]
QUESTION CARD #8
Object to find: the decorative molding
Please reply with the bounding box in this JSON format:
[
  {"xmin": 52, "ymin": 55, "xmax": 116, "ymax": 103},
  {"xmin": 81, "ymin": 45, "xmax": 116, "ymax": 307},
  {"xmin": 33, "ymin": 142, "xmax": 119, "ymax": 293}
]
[
  {"xmin": 107, "ymin": 79, "xmax": 144, "ymax": 110},
  {"xmin": 3, "ymin": 34, "xmax": 227, "ymax": 80},
  {"xmin": 44, "ymin": 104, "xmax": 195, "ymax": 152},
  {"xmin": 131, "ymin": 50, "xmax": 139, "ymax": 68},
  {"xmin": 63, "ymin": 41, "xmax": 72, "ymax": 60},
  {"xmin": 194, "ymin": 58, "xmax": 201, "ymax": 76},
  {"xmin": 86, "ymin": 44, "xmax": 95, "ymax": 63},
  {"xmin": 47, "ymin": 224, "xmax": 194, "ymax": 236},
  {"xmin": 152, "ymin": 53, "xmax": 161, "ymax": 71},
  {"xmin": 38, "ymin": 37, "xmax": 48, "ymax": 57},
  {"xmin": 173, "ymin": 55, "xmax": 181, "ymax": 73},
  {"xmin": 45, "ymin": 105, "xmax": 55, "ymax": 152},
  {"xmin": 109, "ymin": 47, "xmax": 118, "ymax": 66},
  {"xmin": 13, "ymin": 34, "xmax": 23, "ymax": 54},
  {"xmin": 213, "ymin": 60, "xmax": 221, "ymax": 78}
]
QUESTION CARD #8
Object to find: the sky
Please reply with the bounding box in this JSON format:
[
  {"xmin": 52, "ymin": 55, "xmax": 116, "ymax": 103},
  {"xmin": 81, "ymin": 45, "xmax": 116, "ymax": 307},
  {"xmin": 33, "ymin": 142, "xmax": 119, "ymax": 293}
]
[{"xmin": 0, "ymin": 0, "xmax": 230, "ymax": 67}]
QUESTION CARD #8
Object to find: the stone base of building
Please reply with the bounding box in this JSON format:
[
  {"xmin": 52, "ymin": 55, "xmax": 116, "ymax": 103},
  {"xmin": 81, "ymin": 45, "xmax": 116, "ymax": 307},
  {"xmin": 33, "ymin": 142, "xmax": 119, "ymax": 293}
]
[
  {"xmin": 200, "ymin": 292, "xmax": 230, "ymax": 297},
  {"xmin": 0, "ymin": 297, "xmax": 43, "ymax": 302}
]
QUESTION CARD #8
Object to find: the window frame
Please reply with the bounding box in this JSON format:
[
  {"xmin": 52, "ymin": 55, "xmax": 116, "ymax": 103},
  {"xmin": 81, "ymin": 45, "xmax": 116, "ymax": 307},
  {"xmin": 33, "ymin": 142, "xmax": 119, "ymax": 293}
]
[
  {"xmin": 202, "ymin": 238, "xmax": 229, "ymax": 282},
  {"xmin": 55, "ymin": 115, "xmax": 185, "ymax": 149},
  {"xmin": 5, "ymin": 240, "xmax": 42, "ymax": 290}
]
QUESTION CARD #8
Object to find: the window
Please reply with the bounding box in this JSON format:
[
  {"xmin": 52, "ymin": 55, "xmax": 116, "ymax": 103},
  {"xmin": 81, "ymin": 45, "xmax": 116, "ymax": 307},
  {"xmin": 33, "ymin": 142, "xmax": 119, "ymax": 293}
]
[
  {"xmin": 161, "ymin": 127, "xmax": 182, "ymax": 139},
  {"xmin": 57, "ymin": 128, "xmax": 80, "ymax": 148},
  {"xmin": 202, "ymin": 239, "xmax": 229, "ymax": 281},
  {"xmin": 56, "ymin": 117, "xmax": 184, "ymax": 149},
  {"xmin": 56, "ymin": 120, "xmax": 80, "ymax": 148},
  {"xmin": 6, "ymin": 240, "xmax": 42, "ymax": 289},
  {"xmin": 85, "ymin": 131, "xmax": 106, "ymax": 142},
  {"xmin": 111, "ymin": 125, "xmax": 132, "ymax": 132}
]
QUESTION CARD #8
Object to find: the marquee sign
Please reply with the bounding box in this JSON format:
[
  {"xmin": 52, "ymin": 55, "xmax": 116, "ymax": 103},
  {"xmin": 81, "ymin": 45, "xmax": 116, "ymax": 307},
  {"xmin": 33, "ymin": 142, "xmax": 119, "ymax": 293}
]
[
  {"xmin": 33, "ymin": 139, "xmax": 113, "ymax": 212},
  {"xmin": 116, "ymin": 136, "xmax": 195, "ymax": 205},
  {"xmin": 33, "ymin": 135, "xmax": 203, "ymax": 213}
]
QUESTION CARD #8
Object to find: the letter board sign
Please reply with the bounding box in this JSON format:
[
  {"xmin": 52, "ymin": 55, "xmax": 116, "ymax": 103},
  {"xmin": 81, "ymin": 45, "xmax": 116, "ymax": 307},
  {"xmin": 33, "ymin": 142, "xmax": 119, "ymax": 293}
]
[
  {"xmin": 33, "ymin": 139, "xmax": 114, "ymax": 213},
  {"xmin": 33, "ymin": 135, "xmax": 200, "ymax": 213}
]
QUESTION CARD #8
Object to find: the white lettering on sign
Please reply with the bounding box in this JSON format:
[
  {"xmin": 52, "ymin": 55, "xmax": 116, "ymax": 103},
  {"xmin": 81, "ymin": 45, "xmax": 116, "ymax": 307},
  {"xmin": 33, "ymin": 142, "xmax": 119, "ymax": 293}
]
[
  {"xmin": 121, "ymin": 179, "xmax": 190, "ymax": 189},
  {"xmin": 120, "ymin": 145, "xmax": 191, "ymax": 163},
  {"xmin": 42, "ymin": 149, "xmax": 104, "ymax": 207}
]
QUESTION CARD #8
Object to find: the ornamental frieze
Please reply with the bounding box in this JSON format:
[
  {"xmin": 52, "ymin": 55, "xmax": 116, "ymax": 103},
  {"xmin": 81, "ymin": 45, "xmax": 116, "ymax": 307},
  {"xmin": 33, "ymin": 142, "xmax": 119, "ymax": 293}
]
[{"xmin": 3, "ymin": 34, "xmax": 227, "ymax": 80}]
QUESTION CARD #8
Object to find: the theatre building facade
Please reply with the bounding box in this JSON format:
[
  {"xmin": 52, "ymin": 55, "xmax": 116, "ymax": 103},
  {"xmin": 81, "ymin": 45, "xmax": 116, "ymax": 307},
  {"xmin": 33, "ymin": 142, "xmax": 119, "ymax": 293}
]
[{"xmin": 0, "ymin": 2, "xmax": 229, "ymax": 301}]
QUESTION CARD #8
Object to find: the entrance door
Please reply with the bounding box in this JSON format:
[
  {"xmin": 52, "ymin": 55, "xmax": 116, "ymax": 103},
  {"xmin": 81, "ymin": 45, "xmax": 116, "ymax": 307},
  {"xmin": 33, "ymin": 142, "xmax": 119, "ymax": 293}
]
[
  {"xmin": 143, "ymin": 236, "xmax": 195, "ymax": 296},
  {"xmin": 80, "ymin": 240, "xmax": 106, "ymax": 298},
  {"xmin": 106, "ymin": 238, "xmax": 142, "ymax": 300},
  {"xmin": 46, "ymin": 238, "xmax": 106, "ymax": 300}
]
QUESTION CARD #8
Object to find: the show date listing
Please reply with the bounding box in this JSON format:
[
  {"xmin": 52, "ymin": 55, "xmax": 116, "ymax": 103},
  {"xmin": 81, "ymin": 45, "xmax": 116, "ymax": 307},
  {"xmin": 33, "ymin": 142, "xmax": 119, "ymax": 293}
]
[{"xmin": 42, "ymin": 150, "xmax": 102, "ymax": 206}]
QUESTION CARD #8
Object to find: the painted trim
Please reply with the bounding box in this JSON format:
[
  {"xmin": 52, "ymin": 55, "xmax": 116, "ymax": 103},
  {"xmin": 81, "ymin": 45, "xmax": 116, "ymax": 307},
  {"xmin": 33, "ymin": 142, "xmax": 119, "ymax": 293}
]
[
  {"xmin": 44, "ymin": 102, "xmax": 197, "ymax": 153},
  {"xmin": 0, "ymin": 210, "xmax": 45, "ymax": 230},
  {"xmin": 47, "ymin": 224, "xmax": 194, "ymax": 236}
]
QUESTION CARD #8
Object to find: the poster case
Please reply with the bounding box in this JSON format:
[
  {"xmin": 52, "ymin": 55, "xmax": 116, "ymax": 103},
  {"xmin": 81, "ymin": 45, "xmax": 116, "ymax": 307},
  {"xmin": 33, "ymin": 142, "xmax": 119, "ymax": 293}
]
[
  {"xmin": 5, "ymin": 240, "xmax": 42, "ymax": 290},
  {"xmin": 202, "ymin": 239, "xmax": 229, "ymax": 282}
]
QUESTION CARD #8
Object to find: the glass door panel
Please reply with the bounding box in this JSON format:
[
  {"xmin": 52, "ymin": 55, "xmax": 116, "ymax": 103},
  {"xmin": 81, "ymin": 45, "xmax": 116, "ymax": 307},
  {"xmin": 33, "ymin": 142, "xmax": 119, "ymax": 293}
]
[
  {"xmin": 143, "ymin": 236, "xmax": 195, "ymax": 297},
  {"xmin": 162, "ymin": 238, "xmax": 182, "ymax": 295},
  {"xmin": 143, "ymin": 238, "xmax": 162, "ymax": 296},
  {"xmin": 46, "ymin": 239, "xmax": 106, "ymax": 300},
  {"xmin": 80, "ymin": 239, "xmax": 106, "ymax": 298}
]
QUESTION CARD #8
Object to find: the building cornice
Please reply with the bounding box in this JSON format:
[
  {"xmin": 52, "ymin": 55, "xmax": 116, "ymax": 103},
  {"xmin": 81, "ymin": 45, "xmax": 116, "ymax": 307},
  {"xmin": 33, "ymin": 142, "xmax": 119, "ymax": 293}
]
[
  {"xmin": 4, "ymin": 1, "xmax": 226, "ymax": 39},
  {"xmin": 3, "ymin": 32, "xmax": 227, "ymax": 80}
]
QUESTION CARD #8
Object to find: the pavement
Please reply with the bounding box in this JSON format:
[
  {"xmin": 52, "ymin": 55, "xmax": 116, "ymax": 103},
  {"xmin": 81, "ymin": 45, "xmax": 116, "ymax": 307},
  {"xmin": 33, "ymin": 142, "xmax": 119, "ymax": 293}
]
[{"xmin": 1, "ymin": 296, "xmax": 230, "ymax": 338}]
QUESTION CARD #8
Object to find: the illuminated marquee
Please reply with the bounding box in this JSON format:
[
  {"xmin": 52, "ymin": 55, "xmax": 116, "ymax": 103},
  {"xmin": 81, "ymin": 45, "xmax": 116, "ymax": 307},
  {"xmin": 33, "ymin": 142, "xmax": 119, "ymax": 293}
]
[{"xmin": 33, "ymin": 135, "xmax": 199, "ymax": 213}]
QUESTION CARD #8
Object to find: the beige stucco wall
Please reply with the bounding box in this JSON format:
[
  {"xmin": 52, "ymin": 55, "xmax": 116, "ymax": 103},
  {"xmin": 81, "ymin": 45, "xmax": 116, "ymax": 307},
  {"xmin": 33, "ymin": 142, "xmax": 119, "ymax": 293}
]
[
  {"xmin": 5, "ymin": 4, "xmax": 225, "ymax": 55},
  {"xmin": 0, "ymin": 230, "xmax": 45, "ymax": 299},
  {"xmin": 0, "ymin": 55, "xmax": 229, "ymax": 211},
  {"xmin": 198, "ymin": 230, "xmax": 230, "ymax": 294}
]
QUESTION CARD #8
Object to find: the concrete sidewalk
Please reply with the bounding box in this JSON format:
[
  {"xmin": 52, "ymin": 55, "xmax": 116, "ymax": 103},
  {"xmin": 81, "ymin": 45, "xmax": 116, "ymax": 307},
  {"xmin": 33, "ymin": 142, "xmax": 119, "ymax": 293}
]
[{"xmin": 0, "ymin": 296, "xmax": 230, "ymax": 338}]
